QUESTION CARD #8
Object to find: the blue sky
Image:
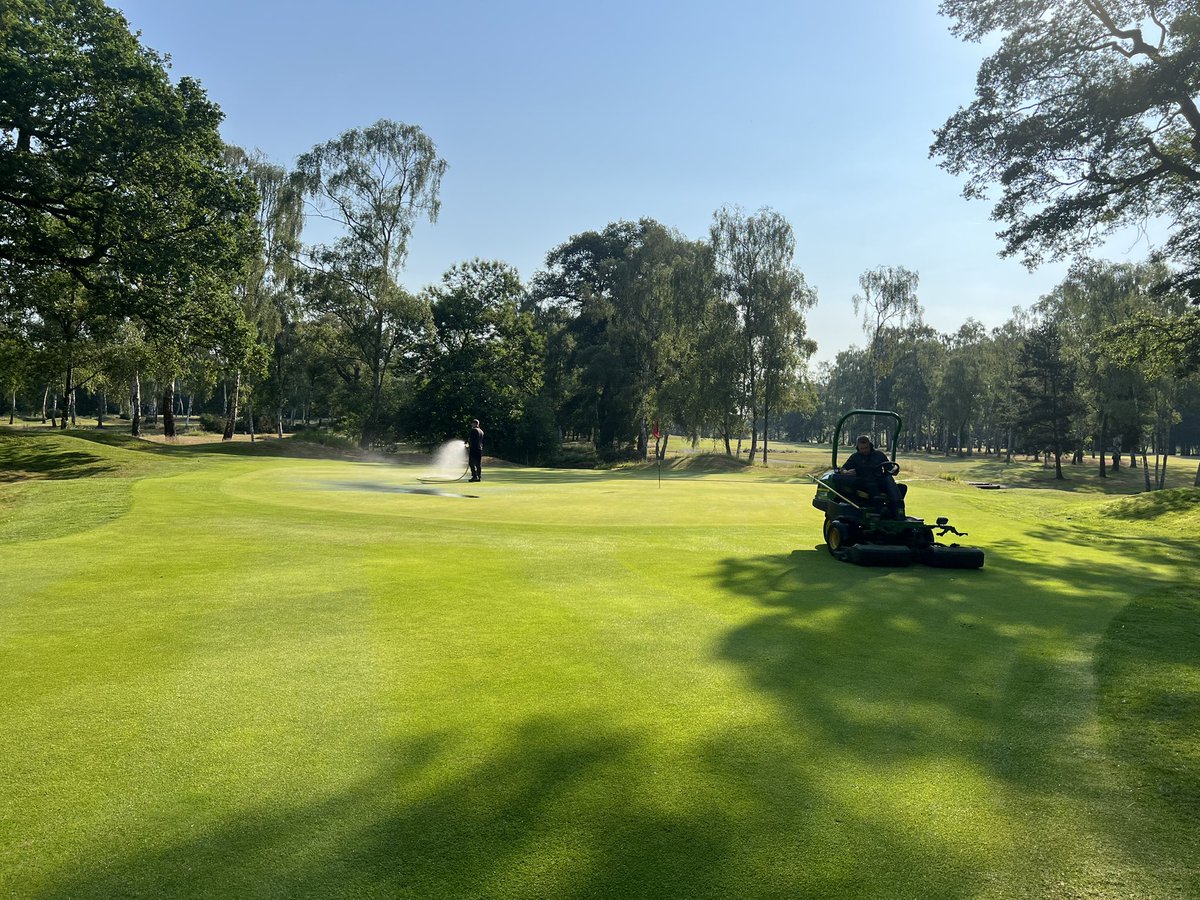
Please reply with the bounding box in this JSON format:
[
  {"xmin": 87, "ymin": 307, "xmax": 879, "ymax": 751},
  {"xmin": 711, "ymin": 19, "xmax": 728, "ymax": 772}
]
[{"xmin": 114, "ymin": 0, "xmax": 1158, "ymax": 363}]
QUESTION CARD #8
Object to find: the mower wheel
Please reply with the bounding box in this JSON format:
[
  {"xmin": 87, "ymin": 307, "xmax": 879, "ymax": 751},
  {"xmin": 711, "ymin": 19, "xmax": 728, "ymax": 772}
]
[
  {"xmin": 920, "ymin": 545, "xmax": 985, "ymax": 569},
  {"xmin": 847, "ymin": 543, "xmax": 914, "ymax": 567},
  {"xmin": 825, "ymin": 519, "xmax": 856, "ymax": 556}
]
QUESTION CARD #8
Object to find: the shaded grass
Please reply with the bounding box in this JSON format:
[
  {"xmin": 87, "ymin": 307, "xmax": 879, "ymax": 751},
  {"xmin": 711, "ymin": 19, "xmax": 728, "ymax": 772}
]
[
  {"xmin": 1, "ymin": 432, "xmax": 1198, "ymax": 898},
  {"xmin": 1094, "ymin": 588, "xmax": 1200, "ymax": 893},
  {"xmin": 1093, "ymin": 487, "xmax": 1200, "ymax": 522}
]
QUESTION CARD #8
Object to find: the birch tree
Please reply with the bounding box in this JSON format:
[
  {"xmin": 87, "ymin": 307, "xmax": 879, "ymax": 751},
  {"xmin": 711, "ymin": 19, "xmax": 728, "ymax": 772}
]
[{"xmin": 296, "ymin": 120, "xmax": 446, "ymax": 447}]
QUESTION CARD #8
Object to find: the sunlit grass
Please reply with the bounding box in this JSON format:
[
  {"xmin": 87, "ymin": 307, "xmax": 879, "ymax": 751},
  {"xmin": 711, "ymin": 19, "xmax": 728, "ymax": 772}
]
[{"xmin": 1, "ymin": 430, "xmax": 1197, "ymax": 898}]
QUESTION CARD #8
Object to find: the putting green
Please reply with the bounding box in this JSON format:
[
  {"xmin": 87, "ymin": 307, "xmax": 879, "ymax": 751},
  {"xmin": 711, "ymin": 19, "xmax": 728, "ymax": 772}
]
[{"xmin": 1, "ymin": 431, "xmax": 1197, "ymax": 898}]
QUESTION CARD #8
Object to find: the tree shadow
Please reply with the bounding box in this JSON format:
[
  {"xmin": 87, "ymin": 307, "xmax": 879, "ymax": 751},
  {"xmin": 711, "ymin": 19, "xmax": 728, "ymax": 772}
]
[
  {"xmin": 35, "ymin": 707, "xmax": 1006, "ymax": 899},
  {"xmin": 0, "ymin": 433, "xmax": 117, "ymax": 481},
  {"xmin": 709, "ymin": 537, "xmax": 1199, "ymax": 893},
  {"xmin": 38, "ymin": 719, "xmax": 732, "ymax": 899},
  {"xmin": 1092, "ymin": 487, "xmax": 1200, "ymax": 519},
  {"xmin": 1094, "ymin": 588, "xmax": 1200, "ymax": 839},
  {"xmin": 948, "ymin": 455, "xmax": 1197, "ymax": 494}
]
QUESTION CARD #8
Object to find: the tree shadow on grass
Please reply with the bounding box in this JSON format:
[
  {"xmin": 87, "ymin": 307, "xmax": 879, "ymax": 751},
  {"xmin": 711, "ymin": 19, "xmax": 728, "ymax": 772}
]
[
  {"xmin": 709, "ymin": 538, "xmax": 1199, "ymax": 894},
  {"xmin": 37, "ymin": 712, "xmax": 999, "ymax": 900},
  {"xmin": 1091, "ymin": 487, "xmax": 1200, "ymax": 519},
  {"xmin": 0, "ymin": 433, "xmax": 117, "ymax": 481},
  {"xmin": 38, "ymin": 720, "xmax": 726, "ymax": 900},
  {"xmin": 72, "ymin": 429, "xmax": 363, "ymax": 462},
  {"xmin": 1094, "ymin": 588, "xmax": 1200, "ymax": 843}
]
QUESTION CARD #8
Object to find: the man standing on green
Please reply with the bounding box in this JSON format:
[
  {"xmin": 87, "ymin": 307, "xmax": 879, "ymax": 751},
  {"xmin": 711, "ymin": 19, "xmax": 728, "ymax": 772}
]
[{"xmin": 467, "ymin": 419, "xmax": 484, "ymax": 482}]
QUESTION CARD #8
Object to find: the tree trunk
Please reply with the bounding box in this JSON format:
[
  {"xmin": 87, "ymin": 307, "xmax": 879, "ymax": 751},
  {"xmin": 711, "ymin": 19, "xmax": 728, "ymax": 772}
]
[
  {"xmin": 746, "ymin": 360, "xmax": 758, "ymax": 462},
  {"xmin": 1098, "ymin": 415, "xmax": 1107, "ymax": 478},
  {"xmin": 162, "ymin": 380, "xmax": 176, "ymax": 439},
  {"xmin": 60, "ymin": 365, "xmax": 71, "ymax": 430},
  {"xmin": 247, "ymin": 394, "xmax": 255, "ymax": 443},
  {"xmin": 1157, "ymin": 423, "xmax": 1169, "ymax": 490},
  {"xmin": 1054, "ymin": 447, "xmax": 1063, "ymax": 480},
  {"xmin": 276, "ymin": 348, "xmax": 286, "ymax": 439},
  {"xmin": 97, "ymin": 391, "xmax": 106, "ymax": 428},
  {"xmin": 223, "ymin": 371, "xmax": 240, "ymax": 441},
  {"xmin": 761, "ymin": 392, "xmax": 770, "ymax": 467},
  {"xmin": 41, "ymin": 384, "xmax": 48, "ymax": 423},
  {"xmin": 131, "ymin": 373, "xmax": 141, "ymax": 437},
  {"xmin": 1141, "ymin": 445, "xmax": 1152, "ymax": 492},
  {"xmin": 8, "ymin": 388, "xmax": 14, "ymax": 424},
  {"xmin": 185, "ymin": 393, "xmax": 192, "ymax": 428},
  {"xmin": 1193, "ymin": 461, "xmax": 1199, "ymax": 487}
]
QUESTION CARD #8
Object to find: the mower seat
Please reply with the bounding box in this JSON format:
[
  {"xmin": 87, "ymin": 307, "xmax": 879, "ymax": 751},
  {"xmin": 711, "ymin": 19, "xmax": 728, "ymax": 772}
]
[{"xmin": 863, "ymin": 478, "xmax": 907, "ymax": 519}]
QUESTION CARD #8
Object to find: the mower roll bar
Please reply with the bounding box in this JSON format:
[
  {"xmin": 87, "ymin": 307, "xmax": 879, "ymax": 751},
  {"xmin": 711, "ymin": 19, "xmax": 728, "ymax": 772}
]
[{"xmin": 831, "ymin": 409, "xmax": 903, "ymax": 469}]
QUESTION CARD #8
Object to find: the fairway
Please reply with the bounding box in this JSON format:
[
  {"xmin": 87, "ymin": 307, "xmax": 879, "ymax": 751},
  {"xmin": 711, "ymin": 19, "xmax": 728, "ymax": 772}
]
[{"xmin": 2, "ymin": 432, "xmax": 1198, "ymax": 898}]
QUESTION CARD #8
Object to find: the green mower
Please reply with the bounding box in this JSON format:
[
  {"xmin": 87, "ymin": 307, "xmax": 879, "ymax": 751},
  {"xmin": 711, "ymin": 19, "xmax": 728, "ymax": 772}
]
[{"xmin": 811, "ymin": 409, "xmax": 985, "ymax": 569}]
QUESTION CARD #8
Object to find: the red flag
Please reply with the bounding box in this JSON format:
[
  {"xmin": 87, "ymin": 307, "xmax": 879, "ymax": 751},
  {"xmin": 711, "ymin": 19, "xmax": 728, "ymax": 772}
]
[{"xmin": 652, "ymin": 422, "xmax": 660, "ymax": 439}]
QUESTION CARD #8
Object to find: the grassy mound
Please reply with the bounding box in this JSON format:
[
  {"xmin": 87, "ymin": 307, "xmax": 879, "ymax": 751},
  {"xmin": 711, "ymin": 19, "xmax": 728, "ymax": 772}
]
[
  {"xmin": 1094, "ymin": 487, "xmax": 1200, "ymax": 521},
  {"xmin": 664, "ymin": 452, "xmax": 749, "ymax": 472}
]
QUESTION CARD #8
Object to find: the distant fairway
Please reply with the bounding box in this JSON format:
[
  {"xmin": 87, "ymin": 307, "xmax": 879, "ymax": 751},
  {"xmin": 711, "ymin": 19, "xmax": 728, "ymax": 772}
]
[{"xmin": 1, "ymin": 431, "xmax": 1198, "ymax": 898}]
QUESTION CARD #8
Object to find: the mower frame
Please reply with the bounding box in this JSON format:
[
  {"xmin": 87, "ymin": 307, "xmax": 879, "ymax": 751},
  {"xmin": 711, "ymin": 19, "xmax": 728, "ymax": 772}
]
[{"xmin": 813, "ymin": 409, "xmax": 984, "ymax": 569}]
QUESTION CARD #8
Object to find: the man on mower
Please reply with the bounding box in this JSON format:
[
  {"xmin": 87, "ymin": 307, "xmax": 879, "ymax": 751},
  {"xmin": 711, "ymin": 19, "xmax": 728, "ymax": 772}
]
[{"xmin": 837, "ymin": 434, "xmax": 905, "ymax": 518}]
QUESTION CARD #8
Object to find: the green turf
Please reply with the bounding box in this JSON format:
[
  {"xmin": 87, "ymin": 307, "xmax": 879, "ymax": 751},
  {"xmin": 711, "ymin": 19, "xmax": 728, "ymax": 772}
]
[{"xmin": 1, "ymin": 430, "xmax": 1198, "ymax": 898}]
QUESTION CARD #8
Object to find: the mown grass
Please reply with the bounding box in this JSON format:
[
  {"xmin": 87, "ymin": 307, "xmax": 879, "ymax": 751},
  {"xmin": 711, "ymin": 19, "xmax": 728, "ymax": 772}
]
[{"xmin": 1, "ymin": 429, "xmax": 1198, "ymax": 898}]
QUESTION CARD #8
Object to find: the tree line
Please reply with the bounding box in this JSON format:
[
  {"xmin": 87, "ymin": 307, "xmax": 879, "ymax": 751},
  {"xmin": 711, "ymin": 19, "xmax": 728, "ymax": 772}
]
[
  {"xmin": 3, "ymin": 0, "xmax": 1199, "ymax": 488},
  {"xmin": 801, "ymin": 259, "xmax": 1200, "ymax": 487}
]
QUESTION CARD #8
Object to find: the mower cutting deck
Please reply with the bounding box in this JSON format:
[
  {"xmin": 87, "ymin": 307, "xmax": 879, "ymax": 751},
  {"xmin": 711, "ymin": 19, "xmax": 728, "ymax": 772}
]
[{"xmin": 813, "ymin": 410, "xmax": 985, "ymax": 569}]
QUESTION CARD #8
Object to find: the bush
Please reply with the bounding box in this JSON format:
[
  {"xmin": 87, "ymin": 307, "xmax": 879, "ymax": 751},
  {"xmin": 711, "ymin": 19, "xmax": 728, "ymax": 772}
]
[
  {"xmin": 197, "ymin": 413, "xmax": 225, "ymax": 434},
  {"xmin": 546, "ymin": 442, "xmax": 600, "ymax": 469},
  {"xmin": 291, "ymin": 428, "xmax": 358, "ymax": 452}
]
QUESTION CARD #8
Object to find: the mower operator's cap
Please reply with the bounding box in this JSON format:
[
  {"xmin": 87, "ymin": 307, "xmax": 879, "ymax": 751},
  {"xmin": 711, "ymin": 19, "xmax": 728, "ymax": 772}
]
[{"xmin": 856, "ymin": 434, "xmax": 871, "ymax": 445}]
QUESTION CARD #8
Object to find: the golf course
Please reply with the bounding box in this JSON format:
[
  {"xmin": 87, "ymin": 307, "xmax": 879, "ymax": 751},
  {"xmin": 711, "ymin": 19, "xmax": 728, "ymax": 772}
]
[{"xmin": 1, "ymin": 429, "xmax": 1197, "ymax": 898}]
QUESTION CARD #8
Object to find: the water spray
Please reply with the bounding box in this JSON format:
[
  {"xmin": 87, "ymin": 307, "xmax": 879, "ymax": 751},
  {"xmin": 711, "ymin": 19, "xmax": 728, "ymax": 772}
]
[{"xmin": 418, "ymin": 439, "xmax": 470, "ymax": 484}]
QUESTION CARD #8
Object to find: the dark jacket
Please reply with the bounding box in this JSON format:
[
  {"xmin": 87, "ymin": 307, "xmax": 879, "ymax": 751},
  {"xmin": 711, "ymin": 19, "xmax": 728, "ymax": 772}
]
[
  {"xmin": 841, "ymin": 448, "xmax": 889, "ymax": 477},
  {"xmin": 468, "ymin": 426, "xmax": 484, "ymax": 455}
]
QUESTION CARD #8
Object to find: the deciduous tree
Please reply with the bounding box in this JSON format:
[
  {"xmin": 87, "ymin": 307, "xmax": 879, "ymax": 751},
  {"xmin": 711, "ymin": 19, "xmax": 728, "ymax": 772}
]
[
  {"xmin": 710, "ymin": 206, "xmax": 817, "ymax": 463},
  {"xmin": 296, "ymin": 120, "xmax": 446, "ymax": 447},
  {"xmin": 932, "ymin": 1, "xmax": 1200, "ymax": 302}
]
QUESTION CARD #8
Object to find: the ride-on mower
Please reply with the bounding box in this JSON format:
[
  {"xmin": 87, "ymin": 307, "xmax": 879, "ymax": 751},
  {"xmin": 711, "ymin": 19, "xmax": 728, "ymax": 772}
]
[{"xmin": 811, "ymin": 409, "xmax": 985, "ymax": 568}]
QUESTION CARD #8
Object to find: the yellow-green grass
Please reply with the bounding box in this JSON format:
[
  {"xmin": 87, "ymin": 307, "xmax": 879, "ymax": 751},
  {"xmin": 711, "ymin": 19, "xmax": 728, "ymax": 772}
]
[
  {"xmin": 667, "ymin": 436, "xmax": 1199, "ymax": 493},
  {"xmin": 1, "ymin": 430, "xmax": 1198, "ymax": 898}
]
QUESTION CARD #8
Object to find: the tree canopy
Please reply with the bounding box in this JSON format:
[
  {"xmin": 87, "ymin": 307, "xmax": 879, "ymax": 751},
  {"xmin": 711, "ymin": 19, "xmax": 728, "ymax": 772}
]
[{"xmin": 932, "ymin": 1, "xmax": 1200, "ymax": 299}]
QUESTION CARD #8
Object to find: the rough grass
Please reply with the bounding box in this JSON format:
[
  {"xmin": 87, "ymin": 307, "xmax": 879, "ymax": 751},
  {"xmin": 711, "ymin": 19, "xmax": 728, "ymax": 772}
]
[{"xmin": 1, "ymin": 431, "xmax": 1198, "ymax": 898}]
